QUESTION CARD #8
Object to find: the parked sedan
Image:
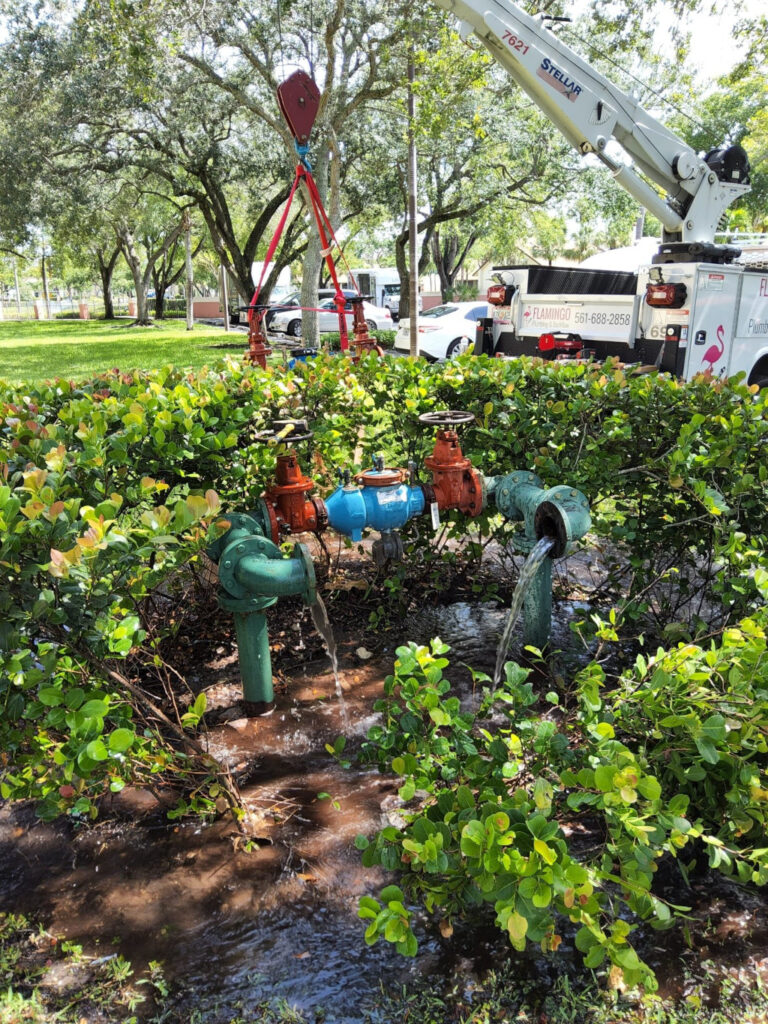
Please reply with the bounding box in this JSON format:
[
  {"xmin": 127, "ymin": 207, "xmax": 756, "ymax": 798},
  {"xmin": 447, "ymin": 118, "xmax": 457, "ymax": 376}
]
[
  {"xmin": 270, "ymin": 296, "xmax": 393, "ymax": 337},
  {"xmin": 233, "ymin": 288, "xmax": 359, "ymax": 328},
  {"xmin": 393, "ymin": 302, "xmax": 489, "ymax": 360}
]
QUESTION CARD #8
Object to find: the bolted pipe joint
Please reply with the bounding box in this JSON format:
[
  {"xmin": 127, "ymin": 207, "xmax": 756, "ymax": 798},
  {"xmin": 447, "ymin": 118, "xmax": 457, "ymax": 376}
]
[
  {"xmin": 533, "ymin": 485, "xmax": 591, "ymax": 558},
  {"xmin": 489, "ymin": 470, "xmax": 590, "ymax": 556},
  {"xmin": 219, "ymin": 535, "xmax": 316, "ymax": 605}
]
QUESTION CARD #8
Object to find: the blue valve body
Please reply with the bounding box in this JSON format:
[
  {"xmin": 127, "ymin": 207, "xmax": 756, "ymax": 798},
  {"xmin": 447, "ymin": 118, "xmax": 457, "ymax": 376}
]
[{"xmin": 325, "ymin": 482, "xmax": 425, "ymax": 541}]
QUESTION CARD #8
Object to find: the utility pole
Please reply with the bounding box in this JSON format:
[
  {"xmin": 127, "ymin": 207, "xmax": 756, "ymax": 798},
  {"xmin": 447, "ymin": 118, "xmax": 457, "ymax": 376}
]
[
  {"xmin": 220, "ymin": 265, "xmax": 230, "ymax": 333},
  {"xmin": 183, "ymin": 210, "xmax": 194, "ymax": 331},
  {"xmin": 407, "ymin": 38, "xmax": 419, "ymax": 359},
  {"xmin": 41, "ymin": 244, "xmax": 51, "ymax": 320},
  {"xmin": 13, "ymin": 259, "xmax": 21, "ymax": 317}
]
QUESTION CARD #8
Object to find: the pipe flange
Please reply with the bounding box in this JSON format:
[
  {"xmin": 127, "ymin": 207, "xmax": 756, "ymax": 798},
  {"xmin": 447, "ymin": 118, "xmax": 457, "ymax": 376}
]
[
  {"xmin": 494, "ymin": 471, "xmax": 544, "ymax": 513},
  {"xmin": 206, "ymin": 511, "xmax": 265, "ymax": 562},
  {"xmin": 355, "ymin": 467, "xmax": 404, "ymax": 487},
  {"xmin": 259, "ymin": 497, "xmax": 280, "ymax": 545},
  {"xmin": 218, "ymin": 534, "xmax": 281, "ymax": 600},
  {"xmin": 293, "ymin": 542, "xmax": 317, "ymax": 604},
  {"xmin": 420, "ymin": 482, "xmax": 436, "ymax": 507},
  {"xmin": 534, "ymin": 501, "xmax": 568, "ymax": 558},
  {"xmin": 218, "ymin": 591, "xmax": 278, "ymax": 614}
]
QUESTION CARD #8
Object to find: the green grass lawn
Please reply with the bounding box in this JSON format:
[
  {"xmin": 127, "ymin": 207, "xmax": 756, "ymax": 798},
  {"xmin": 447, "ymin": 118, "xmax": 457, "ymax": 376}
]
[{"xmin": 0, "ymin": 318, "xmax": 248, "ymax": 385}]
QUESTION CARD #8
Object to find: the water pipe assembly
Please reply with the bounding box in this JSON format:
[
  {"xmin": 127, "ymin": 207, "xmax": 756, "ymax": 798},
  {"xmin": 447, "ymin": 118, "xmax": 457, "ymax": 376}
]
[
  {"xmin": 487, "ymin": 470, "xmax": 591, "ymax": 650},
  {"xmin": 207, "ymin": 510, "xmax": 316, "ymax": 711},
  {"xmin": 210, "ymin": 412, "xmax": 590, "ymax": 712}
]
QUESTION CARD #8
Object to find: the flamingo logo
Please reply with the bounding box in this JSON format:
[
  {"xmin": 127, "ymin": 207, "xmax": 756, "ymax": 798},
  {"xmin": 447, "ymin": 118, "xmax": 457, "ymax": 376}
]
[{"xmin": 701, "ymin": 324, "xmax": 725, "ymax": 373}]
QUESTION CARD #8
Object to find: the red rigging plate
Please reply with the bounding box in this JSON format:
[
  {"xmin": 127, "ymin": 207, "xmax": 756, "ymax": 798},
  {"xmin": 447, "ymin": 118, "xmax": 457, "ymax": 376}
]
[{"xmin": 277, "ymin": 71, "xmax": 321, "ymax": 144}]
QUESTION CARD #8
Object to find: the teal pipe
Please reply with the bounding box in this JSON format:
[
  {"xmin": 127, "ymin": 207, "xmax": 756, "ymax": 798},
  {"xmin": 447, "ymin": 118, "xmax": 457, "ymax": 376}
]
[
  {"xmin": 485, "ymin": 470, "xmax": 590, "ymax": 649},
  {"xmin": 522, "ymin": 555, "xmax": 552, "ymax": 651},
  {"xmin": 233, "ymin": 553, "xmax": 314, "ymax": 600},
  {"xmin": 208, "ymin": 512, "xmax": 316, "ymax": 711},
  {"xmin": 231, "ymin": 609, "xmax": 272, "ymax": 703}
]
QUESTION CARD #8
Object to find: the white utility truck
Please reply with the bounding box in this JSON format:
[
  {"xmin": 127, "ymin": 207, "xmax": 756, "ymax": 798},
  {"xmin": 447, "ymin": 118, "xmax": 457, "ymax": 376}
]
[
  {"xmin": 351, "ymin": 268, "xmax": 422, "ymax": 320},
  {"xmin": 433, "ymin": 0, "xmax": 768, "ymax": 386}
]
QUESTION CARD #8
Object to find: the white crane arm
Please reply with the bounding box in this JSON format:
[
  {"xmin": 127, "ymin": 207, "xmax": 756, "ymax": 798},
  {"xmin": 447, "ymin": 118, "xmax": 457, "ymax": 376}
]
[{"xmin": 434, "ymin": 0, "xmax": 750, "ymax": 243}]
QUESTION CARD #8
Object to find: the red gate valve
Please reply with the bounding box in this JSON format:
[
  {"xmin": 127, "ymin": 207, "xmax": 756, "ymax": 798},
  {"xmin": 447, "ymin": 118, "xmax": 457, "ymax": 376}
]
[
  {"xmin": 255, "ymin": 420, "xmax": 327, "ymax": 543},
  {"xmin": 247, "ymin": 309, "xmax": 272, "ymax": 369},
  {"xmin": 419, "ymin": 411, "xmax": 485, "ymax": 518},
  {"xmin": 349, "ymin": 296, "xmax": 384, "ymax": 362}
]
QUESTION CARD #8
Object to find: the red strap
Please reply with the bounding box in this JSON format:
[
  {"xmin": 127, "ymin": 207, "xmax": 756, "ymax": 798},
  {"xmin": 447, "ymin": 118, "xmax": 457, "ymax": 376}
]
[
  {"xmin": 299, "ymin": 167, "xmax": 352, "ymax": 351},
  {"xmin": 247, "ymin": 162, "xmax": 355, "ymax": 352},
  {"xmin": 249, "ymin": 171, "xmax": 302, "ymax": 315},
  {"xmin": 303, "ymin": 173, "xmax": 360, "ymax": 297}
]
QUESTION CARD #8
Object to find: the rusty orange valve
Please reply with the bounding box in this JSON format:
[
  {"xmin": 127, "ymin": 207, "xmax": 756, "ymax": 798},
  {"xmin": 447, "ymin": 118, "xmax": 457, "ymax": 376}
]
[
  {"xmin": 419, "ymin": 410, "xmax": 485, "ymax": 518},
  {"xmin": 247, "ymin": 309, "xmax": 272, "ymax": 369},
  {"xmin": 349, "ymin": 296, "xmax": 384, "ymax": 362},
  {"xmin": 255, "ymin": 420, "xmax": 327, "ymax": 543}
]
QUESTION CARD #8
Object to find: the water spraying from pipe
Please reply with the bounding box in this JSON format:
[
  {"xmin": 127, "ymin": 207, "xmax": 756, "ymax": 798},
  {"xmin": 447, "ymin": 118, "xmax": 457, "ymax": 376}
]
[
  {"xmin": 493, "ymin": 536, "xmax": 555, "ymax": 688},
  {"xmin": 308, "ymin": 592, "xmax": 349, "ymax": 729}
]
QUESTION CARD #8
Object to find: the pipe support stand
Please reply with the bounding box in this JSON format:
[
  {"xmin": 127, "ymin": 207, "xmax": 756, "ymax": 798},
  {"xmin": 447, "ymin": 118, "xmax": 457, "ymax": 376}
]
[{"xmin": 523, "ymin": 555, "xmax": 553, "ymax": 651}]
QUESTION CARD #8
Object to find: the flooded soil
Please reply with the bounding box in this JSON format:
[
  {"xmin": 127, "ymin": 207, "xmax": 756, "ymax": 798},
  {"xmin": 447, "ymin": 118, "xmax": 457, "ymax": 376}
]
[{"xmin": 2, "ymin": 546, "xmax": 767, "ymax": 1021}]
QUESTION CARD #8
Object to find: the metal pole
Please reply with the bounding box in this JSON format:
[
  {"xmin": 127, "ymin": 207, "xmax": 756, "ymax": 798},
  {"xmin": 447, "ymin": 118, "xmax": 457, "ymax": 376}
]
[
  {"xmin": 41, "ymin": 250, "xmax": 51, "ymax": 320},
  {"xmin": 13, "ymin": 259, "xmax": 21, "ymax": 317},
  {"xmin": 407, "ymin": 38, "xmax": 419, "ymax": 359},
  {"xmin": 183, "ymin": 211, "xmax": 194, "ymax": 331},
  {"xmin": 220, "ymin": 264, "xmax": 230, "ymax": 333}
]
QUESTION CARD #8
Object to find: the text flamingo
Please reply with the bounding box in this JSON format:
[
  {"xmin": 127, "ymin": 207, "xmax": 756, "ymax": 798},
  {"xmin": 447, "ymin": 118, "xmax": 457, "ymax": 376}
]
[{"xmin": 701, "ymin": 324, "xmax": 725, "ymax": 373}]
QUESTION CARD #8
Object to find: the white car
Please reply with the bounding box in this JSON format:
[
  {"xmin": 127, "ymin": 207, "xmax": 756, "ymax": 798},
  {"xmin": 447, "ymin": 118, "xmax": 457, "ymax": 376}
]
[
  {"xmin": 269, "ymin": 296, "xmax": 393, "ymax": 338},
  {"xmin": 394, "ymin": 302, "xmax": 490, "ymax": 360}
]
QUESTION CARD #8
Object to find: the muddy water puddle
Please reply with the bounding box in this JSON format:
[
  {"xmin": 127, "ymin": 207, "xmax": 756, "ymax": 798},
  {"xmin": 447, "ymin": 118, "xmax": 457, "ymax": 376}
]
[{"xmin": 2, "ymin": 589, "xmax": 768, "ymax": 1019}]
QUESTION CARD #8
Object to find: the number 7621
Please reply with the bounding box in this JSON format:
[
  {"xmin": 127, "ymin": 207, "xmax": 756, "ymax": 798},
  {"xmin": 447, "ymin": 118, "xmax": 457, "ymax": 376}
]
[{"xmin": 501, "ymin": 30, "xmax": 529, "ymax": 55}]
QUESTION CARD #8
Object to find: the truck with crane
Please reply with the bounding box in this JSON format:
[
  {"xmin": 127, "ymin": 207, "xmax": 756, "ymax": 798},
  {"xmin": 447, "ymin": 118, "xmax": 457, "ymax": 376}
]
[{"xmin": 432, "ymin": 0, "xmax": 768, "ymax": 386}]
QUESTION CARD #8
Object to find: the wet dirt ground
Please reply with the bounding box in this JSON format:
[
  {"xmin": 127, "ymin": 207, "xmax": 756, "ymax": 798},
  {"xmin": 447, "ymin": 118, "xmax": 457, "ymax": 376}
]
[{"xmin": 2, "ymin": 548, "xmax": 768, "ymax": 1021}]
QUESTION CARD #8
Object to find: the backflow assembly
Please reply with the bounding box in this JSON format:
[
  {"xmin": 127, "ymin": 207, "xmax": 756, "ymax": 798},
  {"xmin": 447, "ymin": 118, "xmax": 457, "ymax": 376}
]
[{"xmin": 207, "ymin": 412, "xmax": 591, "ymax": 712}]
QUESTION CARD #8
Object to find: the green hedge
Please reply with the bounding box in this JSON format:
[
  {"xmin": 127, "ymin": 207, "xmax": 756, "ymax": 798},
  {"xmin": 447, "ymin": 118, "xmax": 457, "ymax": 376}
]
[{"xmin": 1, "ymin": 353, "xmax": 766, "ymax": 825}]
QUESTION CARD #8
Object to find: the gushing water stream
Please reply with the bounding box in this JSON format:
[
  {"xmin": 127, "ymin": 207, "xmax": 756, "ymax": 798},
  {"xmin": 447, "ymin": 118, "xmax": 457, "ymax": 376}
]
[
  {"xmin": 493, "ymin": 536, "xmax": 555, "ymax": 688},
  {"xmin": 309, "ymin": 594, "xmax": 350, "ymax": 729}
]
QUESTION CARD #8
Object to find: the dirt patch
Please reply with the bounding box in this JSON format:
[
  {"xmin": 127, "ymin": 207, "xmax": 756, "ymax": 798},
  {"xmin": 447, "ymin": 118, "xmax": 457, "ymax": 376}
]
[{"xmin": 2, "ymin": 547, "xmax": 768, "ymax": 1021}]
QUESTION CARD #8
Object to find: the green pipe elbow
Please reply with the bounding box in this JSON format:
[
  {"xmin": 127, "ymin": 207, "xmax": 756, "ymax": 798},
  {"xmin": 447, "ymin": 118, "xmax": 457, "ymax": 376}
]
[
  {"xmin": 489, "ymin": 470, "xmax": 590, "ymax": 557},
  {"xmin": 234, "ymin": 546, "xmax": 316, "ymax": 601},
  {"xmin": 218, "ymin": 534, "xmax": 316, "ymax": 605}
]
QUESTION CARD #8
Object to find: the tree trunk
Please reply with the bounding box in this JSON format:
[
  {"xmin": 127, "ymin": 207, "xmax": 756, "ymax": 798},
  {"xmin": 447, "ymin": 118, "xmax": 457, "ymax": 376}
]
[
  {"xmin": 117, "ymin": 219, "xmax": 186, "ymax": 327},
  {"xmin": 395, "ymin": 222, "xmax": 434, "ymax": 320},
  {"xmin": 299, "ymin": 143, "xmax": 332, "ymax": 348},
  {"xmin": 154, "ymin": 290, "xmax": 166, "ymax": 319},
  {"xmin": 431, "ymin": 230, "xmax": 477, "ymax": 301},
  {"xmin": 183, "ymin": 211, "xmax": 194, "ymax": 331},
  {"xmin": 118, "ymin": 229, "xmax": 151, "ymax": 325},
  {"xmin": 407, "ymin": 43, "xmax": 419, "ymax": 357},
  {"xmin": 197, "ymin": 176, "xmax": 306, "ymax": 309},
  {"xmin": 41, "ymin": 254, "xmax": 50, "ymax": 319},
  {"xmin": 97, "ymin": 247, "xmax": 120, "ymax": 320}
]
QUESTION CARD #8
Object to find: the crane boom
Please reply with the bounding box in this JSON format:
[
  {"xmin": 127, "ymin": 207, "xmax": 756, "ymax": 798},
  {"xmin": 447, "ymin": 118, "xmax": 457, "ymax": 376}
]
[{"xmin": 433, "ymin": 0, "xmax": 750, "ymax": 244}]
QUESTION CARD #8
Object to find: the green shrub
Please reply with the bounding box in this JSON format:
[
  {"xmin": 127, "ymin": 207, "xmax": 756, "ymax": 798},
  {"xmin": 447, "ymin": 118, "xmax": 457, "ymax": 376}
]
[
  {"xmin": 356, "ymin": 602, "xmax": 768, "ymax": 992},
  {"xmin": 2, "ymin": 352, "xmax": 766, "ymax": 829}
]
